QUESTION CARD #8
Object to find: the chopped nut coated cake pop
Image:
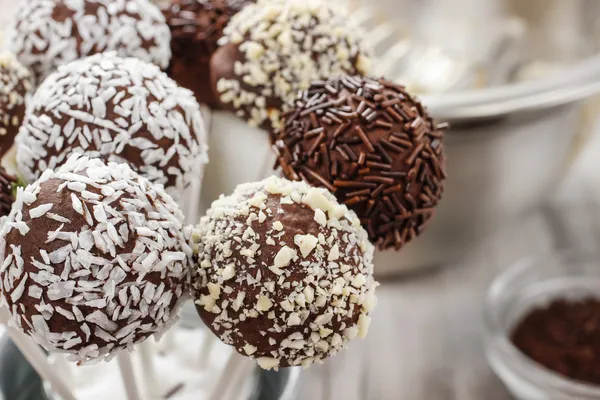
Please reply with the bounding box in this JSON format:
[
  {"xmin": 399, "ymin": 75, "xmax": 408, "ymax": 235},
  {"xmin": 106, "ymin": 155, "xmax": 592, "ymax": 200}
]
[
  {"xmin": 0, "ymin": 156, "xmax": 192, "ymax": 363},
  {"xmin": 10, "ymin": 0, "xmax": 172, "ymax": 82},
  {"xmin": 161, "ymin": 0, "xmax": 255, "ymax": 106},
  {"xmin": 210, "ymin": 0, "xmax": 372, "ymax": 131},
  {"xmin": 16, "ymin": 52, "xmax": 208, "ymax": 199},
  {"xmin": 190, "ymin": 176, "xmax": 378, "ymax": 370},
  {"xmin": 0, "ymin": 53, "xmax": 34, "ymax": 157},
  {"xmin": 273, "ymin": 76, "xmax": 447, "ymax": 250}
]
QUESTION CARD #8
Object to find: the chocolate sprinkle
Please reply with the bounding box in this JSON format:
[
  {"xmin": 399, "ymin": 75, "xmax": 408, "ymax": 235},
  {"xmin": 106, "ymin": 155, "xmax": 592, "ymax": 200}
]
[{"xmin": 273, "ymin": 76, "xmax": 447, "ymax": 250}]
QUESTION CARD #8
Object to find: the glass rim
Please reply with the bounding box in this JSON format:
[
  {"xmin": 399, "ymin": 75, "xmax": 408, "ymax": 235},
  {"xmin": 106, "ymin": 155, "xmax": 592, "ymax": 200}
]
[{"xmin": 484, "ymin": 250, "xmax": 600, "ymax": 397}]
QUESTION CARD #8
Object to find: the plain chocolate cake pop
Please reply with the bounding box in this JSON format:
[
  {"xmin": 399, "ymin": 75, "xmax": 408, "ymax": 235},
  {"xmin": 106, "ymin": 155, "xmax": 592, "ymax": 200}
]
[
  {"xmin": 0, "ymin": 155, "xmax": 192, "ymax": 362},
  {"xmin": 190, "ymin": 176, "xmax": 378, "ymax": 370},
  {"xmin": 273, "ymin": 75, "xmax": 447, "ymax": 251},
  {"xmin": 0, "ymin": 53, "xmax": 34, "ymax": 157},
  {"xmin": 161, "ymin": 0, "xmax": 255, "ymax": 106},
  {"xmin": 10, "ymin": 0, "xmax": 172, "ymax": 82},
  {"xmin": 210, "ymin": 0, "xmax": 372, "ymax": 132},
  {"xmin": 16, "ymin": 52, "xmax": 207, "ymax": 199}
]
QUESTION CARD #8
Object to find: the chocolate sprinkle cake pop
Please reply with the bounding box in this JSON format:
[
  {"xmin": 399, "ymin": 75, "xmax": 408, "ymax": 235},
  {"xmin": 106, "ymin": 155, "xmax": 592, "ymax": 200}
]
[
  {"xmin": 273, "ymin": 76, "xmax": 447, "ymax": 251},
  {"xmin": 11, "ymin": 0, "xmax": 172, "ymax": 82},
  {"xmin": 0, "ymin": 53, "xmax": 34, "ymax": 157},
  {"xmin": 16, "ymin": 52, "xmax": 207, "ymax": 199},
  {"xmin": 162, "ymin": 0, "xmax": 255, "ymax": 106},
  {"xmin": 0, "ymin": 155, "xmax": 192, "ymax": 362},
  {"xmin": 210, "ymin": 0, "xmax": 372, "ymax": 132},
  {"xmin": 190, "ymin": 176, "xmax": 378, "ymax": 370}
]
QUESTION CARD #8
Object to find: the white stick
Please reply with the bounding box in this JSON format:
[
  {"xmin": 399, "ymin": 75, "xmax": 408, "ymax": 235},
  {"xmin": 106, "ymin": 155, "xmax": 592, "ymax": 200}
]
[
  {"xmin": 222, "ymin": 358, "xmax": 255, "ymax": 400},
  {"xmin": 207, "ymin": 353, "xmax": 246, "ymax": 400},
  {"xmin": 137, "ymin": 341, "xmax": 159, "ymax": 398},
  {"xmin": 160, "ymin": 325, "xmax": 177, "ymax": 353},
  {"xmin": 197, "ymin": 332, "xmax": 217, "ymax": 368},
  {"xmin": 0, "ymin": 308, "xmax": 76, "ymax": 400},
  {"xmin": 117, "ymin": 352, "xmax": 141, "ymax": 400},
  {"xmin": 201, "ymin": 111, "xmax": 274, "ymax": 215},
  {"xmin": 48, "ymin": 353, "xmax": 74, "ymax": 383},
  {"xmin": 186, "ymin": 154, "xmax": 206, "ymax": 225},
  {"xmin": 185, "ymin": 104, "xmax": 212, "ymax": 225}
]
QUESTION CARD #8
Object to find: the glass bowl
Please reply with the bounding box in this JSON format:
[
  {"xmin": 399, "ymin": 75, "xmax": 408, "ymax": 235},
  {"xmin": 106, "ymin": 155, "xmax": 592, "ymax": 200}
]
[{"xmin": 484, "ymin": 250, "xmax": 600, "ymax": 400}]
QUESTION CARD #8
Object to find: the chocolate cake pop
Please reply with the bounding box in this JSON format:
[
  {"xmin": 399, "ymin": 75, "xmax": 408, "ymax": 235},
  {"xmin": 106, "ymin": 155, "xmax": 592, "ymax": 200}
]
[
  {"xmin": 161, "ymin": 0, "xmax": 255, "ymax": 106},
  {"xmin": 190, "ymin": 176, "xmax": 378, "ymax": 370},
  {"xmin": 0, "ymin": 167, "xmax": 17, "ymax": 218},
  {"xmin": 273, "ymin": 76, "xmax": 447, "ymax": 251},
  {"xmin": 210, "ymin": 0, "xmax": 372, "ymax": 132},
  {"xmin": 11, "ymin": 0, "xmax": 172, "ymax": 82},
  {"xmin": 0, "ymin": 155, "xmax": 192, "ymax": 362},
  {"xmin": 0, "ymin": 53, "xmax": 34, "ymax": 157},
  {"xmin": 16, "ymin": 52, "xmax": 207, "ymax": 199}
]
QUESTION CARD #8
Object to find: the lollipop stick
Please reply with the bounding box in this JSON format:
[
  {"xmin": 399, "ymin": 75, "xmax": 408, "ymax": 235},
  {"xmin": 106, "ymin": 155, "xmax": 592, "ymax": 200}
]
[
  {"xmin": 186, "ymin": 154, "xmax": 206, "ymax": 225},
  {"xmin": 117, "ymin": 352, "xmax": 141, "ymax": 400},
  {"xmin": 185, "ymin": 104, "xmax": 211, "ymax": 225},
  {"xmin": 200, "ymin": 104, "xmax": 213, "ymax": 136},
  {"xmin": 0, "ymin": 308, "xmax": 76, "ymax": 400},
  {"xmin": 223, "ymin": 358, "xmax": 255, "ymax": 400},
  {"xmin": 137, "ymin": 341, "xmax": 158, "ymax": 398},
  {"xmin": 197, "ymin": 332, "xmax": 217, "ymax": 368},
  {"xmin": 48, "ymin": 353, "xmax": 74, "ymax": 382},
  {"xmin": 207, "ymin": 352, "xmax": 245, "ymax": 400}
]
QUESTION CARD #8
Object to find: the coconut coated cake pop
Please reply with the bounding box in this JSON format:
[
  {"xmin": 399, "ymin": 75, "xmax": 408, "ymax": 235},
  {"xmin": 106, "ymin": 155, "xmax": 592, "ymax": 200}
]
[
  {"xmin": 0, "ymin": 53, "xmax": 34, "ymax": 157},
  {"xmin": 273, "ymin": 76, "xmax": 447, "ymax": 250},
  {"xmin": 162, "ymin": 0, "xmax": 255, "ymax": 106},
  {"xmin": 0, "ymin": 155, "xmax": 192, "ymax": 362},
  {"xmin": 210, "ymin": 0, "xmax": 372, "ymax": 131},
  {"xmin": 0, "ymin": 167, "xmax": 17, "ymax": 218},
  {"xmin": 190, "ymin": 176, "xmax": 378, "ymax": 370},
  {"xmin": 16, "ymin": 52, "xmax": 207, "ymax": 199},
  {"xmin": 10, "ymin": 0, "xmax": 172, "ymax": 82}
]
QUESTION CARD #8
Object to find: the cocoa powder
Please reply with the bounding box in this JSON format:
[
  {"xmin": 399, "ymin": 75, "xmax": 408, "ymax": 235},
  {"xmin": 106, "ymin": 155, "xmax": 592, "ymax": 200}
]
[{"xmin": 511, "ymin": 298, "xmax": 600, "ymax": 385}]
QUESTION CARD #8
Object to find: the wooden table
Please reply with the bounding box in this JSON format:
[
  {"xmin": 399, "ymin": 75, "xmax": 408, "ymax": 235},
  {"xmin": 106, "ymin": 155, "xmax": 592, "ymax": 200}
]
[{"xmin": 296, "ymin": 124, "xmax": 600, "ymax": 400}]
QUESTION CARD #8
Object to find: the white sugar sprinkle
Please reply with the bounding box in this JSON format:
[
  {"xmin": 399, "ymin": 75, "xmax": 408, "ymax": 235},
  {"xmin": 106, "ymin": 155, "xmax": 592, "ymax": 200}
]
[{"xmin": 29, "ymin": 203, "xmax": 53, "ymax": 219}]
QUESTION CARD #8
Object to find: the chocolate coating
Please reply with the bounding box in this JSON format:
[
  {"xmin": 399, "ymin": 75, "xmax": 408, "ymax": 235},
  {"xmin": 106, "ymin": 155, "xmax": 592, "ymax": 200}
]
[
  {"xmin": 273, "ymin": 76, "xmax": 447, "ymax": 251},
  {"xmin": 210, "ymin": 0, "xmax": 371, "ymax": 132},
  {"xmin": 162, "ymin": 0, "xmax": 254, "ymax": 106},
  {"xmin": 0, "ymin": 156, "xmax": 191, "ymax": 362},
  {"xmin": 0, "ymin": 54, "xmax": 33, "ymax": 157},
  {"xmin": 15, "ymin": 52, "xmax": 208, "ymax": 200},
  {"xmin": 11, "ymin": 0, "xmax": 172, "ymax": 82},
  {"xmin": 0, "ymin": 167, "xmax": 17, "ymax": 218},
  {"xmin": 190, "ymin": 176, "xmax": 377, "ymax": 370}
]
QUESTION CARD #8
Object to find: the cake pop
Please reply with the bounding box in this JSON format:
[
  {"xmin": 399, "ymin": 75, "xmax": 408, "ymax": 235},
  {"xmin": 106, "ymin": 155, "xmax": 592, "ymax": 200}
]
[
  {"xmin": 190, "ymin": 176, "xmax": 378, "ymax": 370},
  {"xmin": 0, "ymin": 167, "xmax": 17, "ymax": 218},
  {"xmin": 273, "ymin": 75, "xmax": 447, "ymax": 250},
  {"xmin": 10, "ymin": 0, "xmax": 172, "ymax": 82},
  {"xmin": 161, "ymin": 0, "xmax": 255, "ymax": 106},
  {"xmin": 0, "ymin": 155, "xmax": 192, "ymax": 362},
  {"xmin": 210, "ymin": 0, "xmax": 372, "ymax": 132},
  {"xmin": 0, "ymin": 53, "xmax": 34, "ymax": 157},
  {"xmin": 16, "ymin": 52, "xmax": 207, "ymax": 199}
]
